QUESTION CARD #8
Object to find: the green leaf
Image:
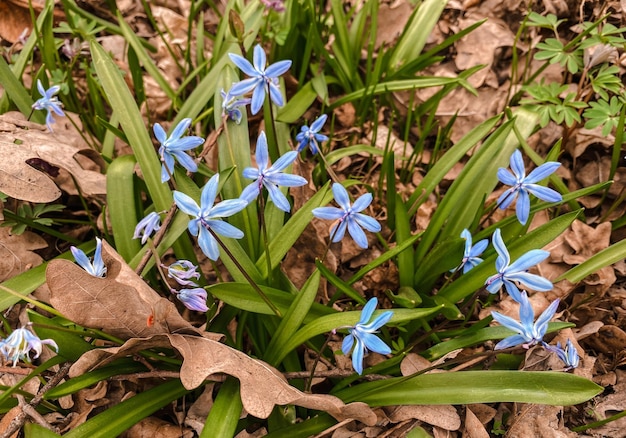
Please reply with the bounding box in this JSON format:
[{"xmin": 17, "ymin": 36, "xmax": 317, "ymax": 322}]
[
  {"xmin": 557, "ymin": 237, "xmax": 626, "ymax": 283},
  {"xmin": 337, "ymin": 371, "xmax": 602, "ymax": 406}
]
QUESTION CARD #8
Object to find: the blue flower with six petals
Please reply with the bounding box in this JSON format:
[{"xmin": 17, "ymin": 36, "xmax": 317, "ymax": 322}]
[
  {"xmin": 497, "ymin": 150, "xmax": 562, "ymax": 225},
  {"xmin": 312, "ymin": 183, "xmax": 381, "ymax": 249},
  {"xmin": 174, "ymin": 287, "xmax": 208, "ymax": 312},
  {"xmin": 133, "ymin": 212, "xmax": 161, "ymax": 244},
  {"xmin": 341, "ymin": 297, "xmax": 393, "ymax": 375},
  {"xmin": 456, "ymin": 229, "xmax": 488, "ymax": 274},
  {"xmin": 71, "ymin": 237, "xmax": 107, "ymax": 278},
  {"xmin": 296, "ymin": 114, "xmax": 329, "ymax": 154},
  {"xmin": 485, "ymin": 229, "xmax": 553, "ymax": 303},
  {"xmin": 544, "ymin": 339, "xmax": 580, "ymax": 370},
  {"xmin": 173, "ymin": 174, "xmax": 248, "ymax": 261},
  {"xmin": 240, "ymin": 131, "xmax": 307, "ymax": 212},
  {"xmin": 228, "ymin": 44, "xmax": 292, "ymax": 115},
  {"xmin": 491, "ymin": 291, "xmax": 559, "ymax": 350},
  {"xmin": 154, "ymin": 118, "xmax": 205, "ymax": 183},
  {"xmin": 32, "ymin": 79, "xmax": 65, "ymax": 131},
  {"xmin": 221, "ymin": 88, "xmax": 251, "ymax": 124}
]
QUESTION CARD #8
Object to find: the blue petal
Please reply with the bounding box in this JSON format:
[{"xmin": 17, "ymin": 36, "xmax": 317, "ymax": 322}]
[
  {"xmin": 153, "ymin": 123, "xmax": 168, "ymax": 144},
  {"xmin": 270, "ymin": 150, "xmax": 298, "ymax": 172},
  {"xmin": 187, "ymin": 218, "xmax": 199, "ymax": 236},
  {"xmin": 310, "ymin": 114, "xmax": 328, "ymax": 132},
  {"xmin": 312, "ymin": 206, "xmax": 343, "ymax": 220},
  {"xmin": 515, "ymin": 189, "xmax": 530, "ymax": 225},
  {"xmin": 497, "ymin": 188, "xmax": 518, "ymax": 210},
  {"xmin": 347, "ymin": 219, "xmax": 369, "ymax": 248},
  {"xmin": 229, "ymin": 77, "xmax": 259, "ymax": 96},
  {"xmin": 240, "ymin": 182, "xmax": 261, "ymax": 203},
  {"xmin": 518, "ymin": 292, "xmax": 534, "ymax": 325},
  {"xmin": 497, "ymin": 168, "xmax": 518, "ymax": 186},
  {"xmin": 172, "ymin": 151, "xmax": 198, "ymax": 173},
  {"xmin": 342, "ymin": 334, "xmax": 355, "ymax": 355},
  {"xmin": 265, "ymin": 60, "xmax": 292, "ymax": 77},
  {"xmin": 359, "ymin": 298, "xmax": 378, "ymax": 325},
  {"xmin": 209, "ymin": 199, "xmax": 248, "ymax": 218},
  {"xmin": 506, "ymin": 272, "xmax": 553, "ymax": 292},
  {"xmin": 201, "ymin": 174, "xmax": 219, "ymax": 210},
  {"xmin": 250, "ymin": 84, "xmax": 266, "ymax": 115},
  {"xmin": 71, "ymin": 246, "xmax": 92, "ymax": 273},
  {"xmin": 266, "ymin": 184, "xmax": 291, "ymax": 212},
  {"xmin": 361, "ymin": 311, "xmax": 393, "ymax": 331},
  {"xmin": 332, "ymin": 183, "xmax": 351, "ymax": 211},
  {"xmin": 491, "ymin": 311, "xmax": 525, "ymax": 333},
  {"xmin": 37, "ymin": 79, "xmax": 46, "ymax": 97},
  {"xmin": 525, "ymin": 184, "xmax": 562, "ymax": 203},
  {"xmin": 354, "ymin": 213, "xmax": 381, "ymax": 233},
  {"xmin": 524, "ymin": 162, "xmax": 561, "ymax": 184},
  {"xmin": 269, "ymin": 173, "xmax": 307, "ymax": 187},
  {"xmin": 242, "ymin": 167, "xmax": 261, "ymax": 180},
  {"xmin": 485, "ymin": 275, "xmax": 503, "ymax": 294},
  {"xmin": 198, "ymin": 227, "xmax": 219, "ymax": 260},
  {"xmin": 492, "ymin": 229, "xmax": 510, "ymax": 268},
  {"xmin": 494, "ymin": 334, "xmax": 527, "ymax": 350},
  {"xmin": 331, "ymin": 220, "xmax": 348, "ymax": 243},
  {"xmin": 171, "ymin": 118, "xmax": 192, "ymax": 140},
  {"xmin": 361, "ymin": 334, "xmax": 391, "ymax": 355},
  {"xmin": 229, "ymin": 53, "xmax": 258, "ymax": 77},
  {"xmin": 351, "ymin": 338, "xmax": 365, "ymax": 374},
  {"xmin": 510, "ymin": 150, "xmax": 526, "ymax": 179},
  {"xmin": 535, "ymin": 299, "xmax": 560, "ymax": 335},
  {"xmin": 470, "ymin": 239, "xmax": 489, "ymax": 257},
  {"xmin": 255, "ymin": 131, "xmax": 270, "ymax": 169},
  {"xmin": 502, "ymin": 280, "xmax": 523, "ymax": 302},
  {"xmin": 168, "ymin": 136, "xmax": 205, "ymax": 151},
  {"xmin": 173, "ymin": 191, "xmax": 200, "ymax": 216},
  {"xmin": 268, "ymin": 82, "xmax": 284, "ymax": 107},
  {"xmin": 252, "ymin": 44, "xmax": 266, "ymax": 72},
  {"xmin": 351, "ymin": 193, "xmax": 373, "ymax": 213},
  {"xmin": 507, "ymin": 249, "xmax": 549, "ymax": 272},
  {"xmin": 207, "ymin": 220, "xmax": 244, "ymax": 239}
]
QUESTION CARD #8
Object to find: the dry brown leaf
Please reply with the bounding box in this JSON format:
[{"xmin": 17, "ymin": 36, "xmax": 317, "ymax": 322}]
[
  {"xmin": 0, "ymin": 227, "xmax": 46, "ymax": 281},
  {"xmin": 0, "ymin": 114, "xmax": 106, "ymax": 202},
  {"xmin": 46, "ymin": 240, "xmax": 213, "ymax": 340},
  {"xmin": 124, "ymin": 416, "xmax": 193, "ymax": 438},
  {"xmin": 69, "ymin": 333, "xmax": 377, "ymax": 425},
  {"xmin": 387, "ymin": 405, "xmax": 461, "ymax": 431},
  {"xmin": 463, "ymin": 406, "xmax": 490, "ymax": 438}
]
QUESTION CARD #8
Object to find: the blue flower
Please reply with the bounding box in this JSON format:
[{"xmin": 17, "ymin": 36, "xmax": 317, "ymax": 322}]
[
  {"xmin": 485, "ymin": 229, "xmax": 553, "ymax": 303},
  {"xmin": 240, "ymin": 131, "xmax": 307, "ymax": 212},
  {"xmin": 133, "ymin": 212, "xmax": 161, "ymax": 244},
  {"xmin": 0, "ymin": 324, "xmax": 58, "ymax": 367},
  {"xmin": 154, "ymin": 118, "xmax": 205, "ymax": 183},
  {"xmin": 71, "ymin": 237, "xmax": 107, "ymax": 278},
  {"xmin": 166, "ymin": 260, "xmax": 201, "ymax": 287},
  {"xmin": 455, "ymin": 229, "xmax": 488, "ymax": 274},
  {"xmin": 497, "ymin": 150, "xmax": 562, "ymax": 225},
  {"xmin": 32, "ymin": 79, "xmax": 65, "ymax": 131},
  {"xmin": 312, "ymin": 183, "xmax": 381, "ymax": 249},
  {"xmin": 173, "ymin": 287, "xmax": 208, "ymax": 312},
  {"xmin": 221, "ymin": 88, "xmax": 251, "ymax": 124},
  {"xmin": 491, "ymin": 291, "xmax": 560, "ymax": 350},
  {"xmin": 260, "ymin": 0, "xmax": 285, "ymax": 11},
  {"xmin": 341, "ymin": 297, "xmax": 393, "ymax": 375},
  {"xmin": 544, "ymin": 339, "xmax": 580, "ymax": 370},
  {"xmin": 228, "ymin": 44, "xmax": 292, "ymax": 115},
  {"xmin": 173, "ymin": 174, "xmax": 248, "ymax": 261},
  {"xmin": 296, "ymin": 114, "xmax": 329, "ymax": 154}
]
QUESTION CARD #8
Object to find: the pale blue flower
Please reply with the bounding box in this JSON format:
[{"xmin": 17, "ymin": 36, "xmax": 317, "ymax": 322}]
[
  {"xmin": 492, "ymin": 291, "xmax": 560, "ymax": 350},
  {"xmin": 32, "ymin": 79, "xmax": 65, "ymax": 131},
  {"xmin": 312, "ymin": 183, "xmax": 381, "ymax": 249},
  {"xmin": 71, "ymin": 237, "xmax": 107, "ymax": 278},
  {"xmin": 341, "ymin": 297, "xmax": 393, "ymax": 375},
  {"xmin": 497, "ymin": 150, "xmax": 562, "ymax": 225},
  {"xmin": 260, "ymin": 0, "xmax": 285, "ymax": 11},
  {"xmin": 296, "ymin": 114, "xmax": 329, "ymax": 154},
  {"xmin": 228, "ymin": 44, "xmax": 292, "ymax": 115},
  {"xmin": 544, "ymin": 339, "xmax": 580, "ymax": 370},
  {"xmin": 485, "ymin": 229, "xmax": 553, "ymax": 303},
  {"xmin": 166, "ymin": 260, "xmax": 201, "ymax": 287},
  {"xmin": 240, "ymin": 131, "xmax": 307, "ymax": 212},
  {"xmin": 221, "ymin": 88, "xmax": 251, "ymax": 124},
  {"xmin": 0, "ymin": 324, "xmax": 58, "ymax": 367},
  {"xmin": 154, "ymin": 118, "xmax": 205, "ymax": 183},
  {"xmin": 173, "ymin": 174, "xmax": 248, "ymax": 261},
  {"xmin": 133, "ymin": 212, "xmax": 161, "ymax": 244},
  {"xmin": 455, "ymin": 229, "xmax": 488, "ymax": 274},
  {"xmin": 173, "ymin": 287, "xmax": 208, "ymax": 312}
]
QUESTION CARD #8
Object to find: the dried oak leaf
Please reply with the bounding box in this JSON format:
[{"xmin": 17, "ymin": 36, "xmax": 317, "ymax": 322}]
[
  {"xmin": 0, "ymin": 114, "xmax": 105, "ymax": 202},
  {"xmin": 46, "ymin": 240, "xmax": 211, "ymax": 340},
  {"xmin": 0, "ymin": 227, "xmax": 46, "ymax": 281},
  {"xmin": 69, "ymin": 334, "xmax": 377, "ymax": 425}
]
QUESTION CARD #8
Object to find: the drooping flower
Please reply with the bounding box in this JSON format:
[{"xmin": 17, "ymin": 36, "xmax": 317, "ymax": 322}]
[
  {"xmin": 221, "ymin": 88, "xmax": 251, "ymax": 124},
  {"xmin": 154, "ymin": 118, "xmax": 205, "ymax": 183},
  {"xmin": 296, "ymin": 114, "xmax": 329, "ymax": 155},
  {"xmin": 173, "ymin": 287, "xmax": 208, "ymax": 312},
  {"xmin": 544, "ymin": 339, "xmax": 580, "ymax": 370},
  {"xmin": 484, "ymin": 229, "xmax": 553, "ymax": 303},
  {"xmin": 341, "ymin": 297, "xmax": 393, "ymax": 375},
  {"xmin": 260, "ymin": 0, "xmax": 285, "ymax": 12},
  {"xmin": 491, "ymin": 291, "xmax": 560, "ymax": 350},
  {"xmin": 240, "ymin": 131, "xmax": 307, "ymax": 212},
  {"xmin": 312, "ymin": 183, "xmax": 381, "ymax": 249},
  {"xmin": 133, "ymin": 212, "xmax": 161, "ymax": 244},
  {"xmin": 173, "ymin": 174, "xmax": 248, "ymax": 261},
  {"xmin": 0, "ymin": 324, "xmax": 58, "ymax": 367},
  {"xmin": 497, "ymin": 149, "xmax": 562, "ymax": 225},
  {"xmin": 32, "ymin": 79, "xmax": 65, "ymax": 131},
  {"xmin": 455, "ymin": 229, "xmax": 488, "ymax": 274},
  {"xmin": 166, "ymin": 260, "xmax": 201, "ymax": 287},
  {"xmin": 228, "ymin": 44, "xmax": 292, "ymax": 114},
  {"xmin": 71, "ymin": 237, "xmax": 107, "ymax": 278}
]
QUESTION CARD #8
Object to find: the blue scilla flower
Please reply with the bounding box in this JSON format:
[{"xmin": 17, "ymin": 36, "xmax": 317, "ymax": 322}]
[
  {"xmin": 296, "ymin": 114, "xmax": 329, "ymax": 154},
  {"xmin": 544, "ymin": 339, "xmax": 580, "ymax": 370},
  {"xmin": 32, "ymin": 79, "xmax": 65, "ymax": 131},
  {"xmin": 497, "ymin": 150, "xmax": 562, "ymax": 225},
  {"xmin": 455, "ymin": 229, "xmax": 488, "ymax": 274},
  {"xmin": 228, "ymin": 44, "xmax": 292, "ymax": 115},
  {"xmin": 221, "ymin": 88, "xmax": 251, "ymax": 124},
  {"xmin": 341, "ymin": 297, "xmax": 393, "ymax": 375},
  {"xmin": 0, "ymin": 324, "xmax": 58, "ymax": 367},
  {"xmin": 485, "ymin": 229, "xmax": 553, "ymax": 303},
  {"xmin": 173, "ymin": 174, "xmax": 248, "ymax": 261},
  {"xmin": 154, "ymin": 118, "xmax": 205, "ymax": 183},
  {"xmin": 173, "ymin": 287, "xmax": 208, "ymax": 313},
  {"xmin": 492, "ymin": 291, "xmax": 559, "ymax": 350},
  {"xmin": 240, "ymin": 131, "xmax": 307, "ymax": 212},
  {"xmin": 312, "ymin": 183, "xmax": 381, "ymax": 249},
  {"xmin": 71, "ymin": 237, "xmax": 107, "ymax": 278},
  {"xmin": 133, "ymin": 212, "xmax": 161, "ymax": 244},
  {"xmin": 166, "ymin": 260, "xmax": 201, "ymax": 287}
]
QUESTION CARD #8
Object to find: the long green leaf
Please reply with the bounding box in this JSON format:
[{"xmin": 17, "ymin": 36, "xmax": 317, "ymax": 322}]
[
  {"xmin": 557, "ymin": 237, "xmax": 626, "ymax": 283},
  {"xmin": 201, "ymin": 377, "xmax": 242, "ymax": 438},
  {"xmin": 337, "ymin": 371, "xmax": 602, "ymax": 406}
]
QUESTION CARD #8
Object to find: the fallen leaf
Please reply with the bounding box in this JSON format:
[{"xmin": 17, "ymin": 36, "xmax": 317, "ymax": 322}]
[
  {"xmin": 464, "ymin": 406, "xmax": 490, "ymax": 438},
  {"xmin": 69, "ymin": 333, "xmax": 378, "ymax": 425},
  {"xmin": 386, "ymin": 405, "xmax": 461, "ymax": 431},
  {"xmin": 46, "ymin": 240, "xmax": 214, "ymax": 340},
  {"xmin": 0, "ymin": 227, "xmax": 46, "ymax": 281}
]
